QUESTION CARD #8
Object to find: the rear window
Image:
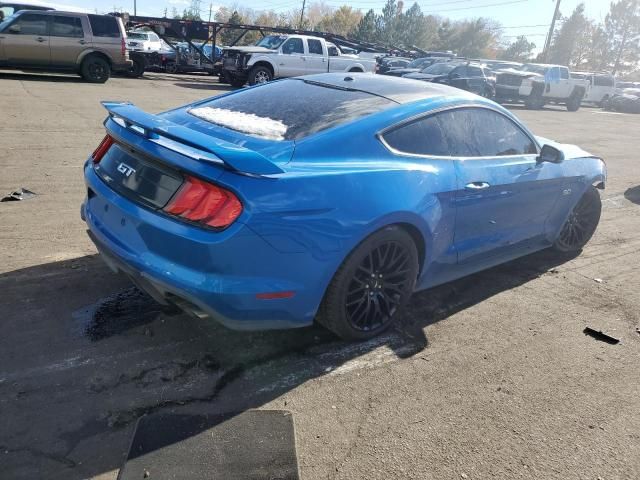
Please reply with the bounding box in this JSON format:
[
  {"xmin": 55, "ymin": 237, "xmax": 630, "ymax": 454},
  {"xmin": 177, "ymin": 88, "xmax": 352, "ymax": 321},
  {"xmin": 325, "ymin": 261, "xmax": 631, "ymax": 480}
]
[
  {"xmin": 188, "ymin": 79, "xmax": 395, "ymax": 141},
  {"xmin": 88, "ymin": 14, "xmax": 120, "ymax": 37}
]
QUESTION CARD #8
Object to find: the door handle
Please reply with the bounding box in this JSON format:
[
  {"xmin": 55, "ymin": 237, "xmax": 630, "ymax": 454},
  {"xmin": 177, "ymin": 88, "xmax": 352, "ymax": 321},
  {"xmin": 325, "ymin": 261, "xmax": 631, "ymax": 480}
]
[
  {"xmin": 36, "ymin": 37, "xmax": 46, "ymax": 43},
  {"xmin": 79, "ymin": 39, "xmax": 86, "ymax": 44},
  {"xmin": 465, "ymin": 182, "xmax": 490, "ymax": 190}
]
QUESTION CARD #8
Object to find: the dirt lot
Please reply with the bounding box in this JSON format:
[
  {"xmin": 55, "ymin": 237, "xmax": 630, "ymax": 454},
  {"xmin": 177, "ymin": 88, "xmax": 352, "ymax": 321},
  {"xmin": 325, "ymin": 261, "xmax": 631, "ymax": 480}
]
[{"xmin": 1, "ymin": 71, "xmax": 639, "ymax": 480}]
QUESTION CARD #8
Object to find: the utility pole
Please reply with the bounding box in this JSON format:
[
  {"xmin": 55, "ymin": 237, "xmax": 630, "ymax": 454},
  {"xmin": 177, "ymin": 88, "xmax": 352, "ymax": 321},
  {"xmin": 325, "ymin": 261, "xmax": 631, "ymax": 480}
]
[
  {"xmin": 208, "ymin": 2, "xmax": 213, "ymax": 23},
  {"xmin": 299, "ymin": 0, "xmax": 306, "ymax": 28},
  {"xmin": 542, "ymin": 0, "xmax": 561, "ymax": 62},
  {"xmin": 133, "ymin": 0, "xmax": 136, "ymax": 16}
]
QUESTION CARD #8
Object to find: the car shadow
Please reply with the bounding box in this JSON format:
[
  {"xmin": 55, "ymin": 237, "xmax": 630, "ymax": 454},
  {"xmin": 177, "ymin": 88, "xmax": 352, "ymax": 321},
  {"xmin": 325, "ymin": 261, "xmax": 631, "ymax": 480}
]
[
  {"xmin": 0, "ymin": 71, "xmax": 84, "ymax": 83},
  {"xmin": 0, "ymin": 247, "xmax": 578, "ymax": 479},
  {"xmin": 624, "ymin": 186, "xmax": 640, "ymax": 205},
  {"xmin": 173, "ymin": 82, "xmax": 233, "ymax": 91}
]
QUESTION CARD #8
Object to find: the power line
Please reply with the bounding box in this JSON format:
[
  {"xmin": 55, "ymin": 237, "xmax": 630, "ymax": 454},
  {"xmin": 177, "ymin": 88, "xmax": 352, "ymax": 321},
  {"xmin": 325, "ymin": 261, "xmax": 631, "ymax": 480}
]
[{"xmin": 424, "ymin": 0, "xmax": 529, "ymax": 13}]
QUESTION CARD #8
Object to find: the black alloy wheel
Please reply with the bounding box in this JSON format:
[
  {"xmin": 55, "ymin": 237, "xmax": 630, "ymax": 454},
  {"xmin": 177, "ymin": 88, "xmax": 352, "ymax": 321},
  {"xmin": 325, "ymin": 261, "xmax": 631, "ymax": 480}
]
[
  {"xmin": 553, "ymin": 186, "xmax": 601, "ymax": 252},
  {"xmin": 345, "ymin": 241, "xmax": 413, "ymax": 332},
  {"xmin": 81, "ymin": 56, "xmax": 110, "ymax": 83},
  {"xmin": 317, "ymin": 226, "xmax": 419, "ymax": 341}
]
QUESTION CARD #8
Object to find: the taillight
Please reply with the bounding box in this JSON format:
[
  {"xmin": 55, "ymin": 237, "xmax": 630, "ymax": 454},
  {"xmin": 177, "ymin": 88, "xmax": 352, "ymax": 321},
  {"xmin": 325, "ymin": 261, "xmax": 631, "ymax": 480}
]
[
  {"xmin": 164, "ymin": 176, "xmax": 242, "ymax": 229},
  {"xmin": 91, "ymin": 135, "xmax": 114, "ymax": 163},
  {"xmin": 121, "ymin": 37, "xmax": 126, "ymax": 57}
]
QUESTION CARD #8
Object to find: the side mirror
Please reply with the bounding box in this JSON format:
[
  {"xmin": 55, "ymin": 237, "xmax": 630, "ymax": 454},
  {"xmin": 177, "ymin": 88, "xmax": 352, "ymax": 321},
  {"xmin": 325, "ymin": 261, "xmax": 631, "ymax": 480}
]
[
  {"xmin": 449, "ymin": 72, "xmax": 460, "ymax": 79},
  {"xmin": 537, "ymin": 144, "xmax": 564, "ymax": 164},
  {"xmin": 8, "ymin": 24, "xmax": 21, "ymax": 33}
]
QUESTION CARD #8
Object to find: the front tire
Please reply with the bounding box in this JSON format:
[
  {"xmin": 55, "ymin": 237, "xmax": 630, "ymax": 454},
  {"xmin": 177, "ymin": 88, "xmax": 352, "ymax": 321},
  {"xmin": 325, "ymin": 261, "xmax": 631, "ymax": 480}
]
[
  {"xmin": 553, "ymin": 186, "xmax": 601, "ymax": 253},
  {"xmin": 248, "ymin": 65, "xmax": 272, "ymax": 86},
  {"xmin": 317, "ymin": 226, "xmax": 419, "ymax": 341},
  {"xmin": 80, "ymin": 55, "xmax": 110, "ymax": 83}
]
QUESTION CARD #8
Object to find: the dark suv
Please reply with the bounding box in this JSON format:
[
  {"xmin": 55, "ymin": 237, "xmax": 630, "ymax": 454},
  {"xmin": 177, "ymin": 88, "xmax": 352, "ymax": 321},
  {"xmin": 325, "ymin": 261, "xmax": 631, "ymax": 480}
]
[
  {"xmin": 403, "ymin": 62, "xmax": 496, "ymax": 98},
  {"xmin": 0, "ymin": 10, "xmax": 131, "ymax": 82}
]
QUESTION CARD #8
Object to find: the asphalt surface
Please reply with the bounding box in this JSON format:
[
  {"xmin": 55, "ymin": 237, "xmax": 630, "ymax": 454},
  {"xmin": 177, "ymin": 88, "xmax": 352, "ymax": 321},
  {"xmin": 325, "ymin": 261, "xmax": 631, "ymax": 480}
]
[{"xmin": 1, "ymin": 70, "xmax": 639, "ymax": 480}]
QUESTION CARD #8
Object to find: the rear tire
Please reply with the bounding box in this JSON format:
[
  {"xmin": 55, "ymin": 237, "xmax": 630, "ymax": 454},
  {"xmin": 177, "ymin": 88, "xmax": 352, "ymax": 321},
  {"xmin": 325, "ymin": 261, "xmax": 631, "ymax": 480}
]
[
  {"xmin": 165, "ymin": 62, "xmax": 178, "ymax": 74},
  {"xmin": 126, "ymin": 55, "xmax": 145, "ymax": 78},
  {"xmin": 552, "ymin": 186, "xmax": 601, "ymax": 253},
  {"xmin": 316, "ymin": 226, "xmax": 419, "ymax": 341},
  {"xmin": 566, "ymin": 91, "xmax": 583, "ymax": 112},
  {"xmin": 80, "ymin": 55, "xmax": 110, "ymax": 83}
]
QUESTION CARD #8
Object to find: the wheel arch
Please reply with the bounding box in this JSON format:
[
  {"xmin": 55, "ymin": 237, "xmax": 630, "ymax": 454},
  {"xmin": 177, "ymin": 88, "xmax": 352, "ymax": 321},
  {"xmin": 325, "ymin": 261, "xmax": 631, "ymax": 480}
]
[
  {"xmin": 249, "ymin": 59, "xmax": 275, "ymax": 76},
  {"xmin": 77, "ymin": 49, "xmax": 112, "ymax": 68}
]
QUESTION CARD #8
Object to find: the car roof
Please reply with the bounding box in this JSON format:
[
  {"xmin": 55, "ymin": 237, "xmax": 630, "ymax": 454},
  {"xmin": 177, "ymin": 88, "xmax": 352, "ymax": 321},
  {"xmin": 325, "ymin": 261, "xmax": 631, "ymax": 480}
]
[{"xmin": 295, "ymin": 73, "xmax": 475, "ymax": 104}]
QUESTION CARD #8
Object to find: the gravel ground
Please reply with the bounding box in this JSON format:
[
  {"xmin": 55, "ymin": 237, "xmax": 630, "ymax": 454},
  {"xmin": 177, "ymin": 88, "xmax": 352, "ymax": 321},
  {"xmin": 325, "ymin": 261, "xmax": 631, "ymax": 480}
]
[{"xmin": 1, "ymin": 70, "xmax": 639, "ymax": 480}]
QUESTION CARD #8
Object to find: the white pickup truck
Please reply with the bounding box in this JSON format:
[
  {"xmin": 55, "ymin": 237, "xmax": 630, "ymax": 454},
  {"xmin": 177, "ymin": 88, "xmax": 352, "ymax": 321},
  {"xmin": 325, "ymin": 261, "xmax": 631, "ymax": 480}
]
[
  {"xmin": 221, "ymin": 34, "xmax": 376, "ymax": 87},
  {"xmin": 494, "ymin": 63, "xmax": 588, "ymax": 111}
]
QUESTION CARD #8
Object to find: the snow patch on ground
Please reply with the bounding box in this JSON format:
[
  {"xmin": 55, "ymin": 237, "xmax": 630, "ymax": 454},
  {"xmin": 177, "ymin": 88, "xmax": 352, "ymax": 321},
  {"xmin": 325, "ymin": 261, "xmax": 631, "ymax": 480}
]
[{"xmin": 189, "ymin": 107, "xmax": 288, "ymax": 141}]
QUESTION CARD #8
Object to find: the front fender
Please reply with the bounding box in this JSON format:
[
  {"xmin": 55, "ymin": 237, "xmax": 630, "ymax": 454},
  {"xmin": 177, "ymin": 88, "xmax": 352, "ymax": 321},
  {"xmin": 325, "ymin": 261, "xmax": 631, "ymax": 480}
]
[{"xmin": 246, "ymin": 55, "xmax": 278, "ymax": 76}]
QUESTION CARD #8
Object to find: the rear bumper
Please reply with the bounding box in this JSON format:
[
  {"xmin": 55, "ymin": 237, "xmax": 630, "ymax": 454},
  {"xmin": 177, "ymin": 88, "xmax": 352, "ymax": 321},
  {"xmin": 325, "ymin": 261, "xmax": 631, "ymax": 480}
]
[{"xmin": 82, "ymin": 162, "xmax": 320, "ymax": 331}]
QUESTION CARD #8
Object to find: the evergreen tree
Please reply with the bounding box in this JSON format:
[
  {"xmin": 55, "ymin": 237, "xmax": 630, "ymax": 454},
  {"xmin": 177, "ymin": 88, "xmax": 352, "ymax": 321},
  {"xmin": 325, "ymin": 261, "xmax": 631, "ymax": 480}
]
[
  {"xmin": 354, "ymin": 9, "xmax": 377, "ymax": 43},
  {"xmin": 500, "ymin": 36, "xmax": 536, "ymax": 62},
  {"xmin": 605, "ymin": 0, "xmax": 640, "ymax": 74}
]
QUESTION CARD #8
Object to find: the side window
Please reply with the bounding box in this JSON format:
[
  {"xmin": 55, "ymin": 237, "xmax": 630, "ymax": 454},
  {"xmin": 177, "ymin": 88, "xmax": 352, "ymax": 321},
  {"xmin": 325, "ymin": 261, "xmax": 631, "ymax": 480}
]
[
  {"xmin": 559, "ymin": 67, "xmax": 569, "ymax": 79},
  {"xmin": 594, "ymin": 75, "xmax": 614, "ymax": 87},
  {"xmin": 328, "ymin": 45, "xmax": 339, "ymax": 56},
  {"xmin": 443, "ymin": 108, "xmax": 537, "ymax": 157},
  {"xmin": 88, "ymin": 14, "xmax": 120, "ymax": 37},
  {"xmin": 382, "ymin": 116, "xmax": 449, "ymax": 157},
  {"xmin": 8, "ymin": 13, "xmax": 48, "ymax": 35},
  {"xmin": 51, "ymin": 16, "xmax": 83, "ymax": 38},
  {"xmin": 149, "ymin": 33, "xmax": 160, "ymax": 42},
  {"xmin": 307, "ymin": 39, "xmax": 323, "ymax": 55},
  {"xmin": 282, "ymin": 38, "xmax": 303, "ymax": 55},
  {"xmin": 452, "ymin": 66, "xmax": 466, "ymax": 76},
  {"xmin": 467, "ymin": 66, "xmax": 483, "ymax": 77}
]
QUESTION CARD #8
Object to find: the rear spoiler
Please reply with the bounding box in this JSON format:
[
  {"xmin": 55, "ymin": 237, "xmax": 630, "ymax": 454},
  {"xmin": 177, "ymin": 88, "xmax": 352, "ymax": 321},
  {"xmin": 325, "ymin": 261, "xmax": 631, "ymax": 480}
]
[{"xmin": 101, "ymin": 101, "xmax": 284, "ymax": 176}]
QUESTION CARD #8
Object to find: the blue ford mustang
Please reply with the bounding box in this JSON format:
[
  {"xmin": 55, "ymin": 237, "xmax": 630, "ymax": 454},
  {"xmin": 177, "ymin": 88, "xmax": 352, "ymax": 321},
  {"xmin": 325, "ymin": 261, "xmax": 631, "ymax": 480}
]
[{"xmin": 82, "ymin": 73, "xmax": 606, "ymax": 340}]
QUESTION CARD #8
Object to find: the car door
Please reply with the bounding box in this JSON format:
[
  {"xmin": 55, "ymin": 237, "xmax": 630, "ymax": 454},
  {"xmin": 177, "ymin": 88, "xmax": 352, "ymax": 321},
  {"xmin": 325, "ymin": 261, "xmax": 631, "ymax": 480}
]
[
  {"xmin": 49, "ymin": 14, "xmax": 87, "ymax": 67},
  {"xmin": 557, "ymin": 67, "xmax": 572, "ymax": 97},
  {"xmin": 446, "ymin": 65, "xmax": 468, "ymax": 90},
  {"xmin": 463, "ymin": 65, "xmax": 487, "ymax": 94},
  {"xmin": 440, "ymin": 107, "xmax": 566, "ymax": 262},
  {"xmin": 304, "ymin": 38, "xmax": 327, "ymax": 74},
  {"xmin": 0, "ymin": 12, "xmax": 50, "ymax": 66},
  {"xmin": 277, "ymin": 37, "xmax": 305, "ymax": 77}
]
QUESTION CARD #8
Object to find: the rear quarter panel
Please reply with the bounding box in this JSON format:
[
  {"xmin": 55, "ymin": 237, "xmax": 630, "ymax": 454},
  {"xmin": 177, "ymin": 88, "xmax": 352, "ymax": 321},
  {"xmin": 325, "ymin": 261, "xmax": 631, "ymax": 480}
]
[{"xmin": 218, "ymin": 108, "xmax": 460, "ymax": 299}]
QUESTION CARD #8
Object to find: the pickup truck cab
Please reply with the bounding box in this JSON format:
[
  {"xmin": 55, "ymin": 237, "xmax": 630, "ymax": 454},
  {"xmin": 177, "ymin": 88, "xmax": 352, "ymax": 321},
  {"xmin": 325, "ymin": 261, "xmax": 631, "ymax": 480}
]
[
  {"xmin": 495, "ymin": 63, "xmax": 588, "ymax": 111},
  {"xmin": 221, "ymin": 34, "xmax": 376, "ymax": 87}
]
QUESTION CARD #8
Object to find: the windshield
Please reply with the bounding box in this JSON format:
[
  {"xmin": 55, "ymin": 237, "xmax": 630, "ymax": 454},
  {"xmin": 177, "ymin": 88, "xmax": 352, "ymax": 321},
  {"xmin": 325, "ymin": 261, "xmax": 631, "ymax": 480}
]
[
  {"xmin": 0, "ymin": 12, "xmax": 17, "ymax": 31},
  {"xmin": 256, "ymin": 35, "xmax": 287, "ymax": 50},
  {"xmin": 127, "ymin": 32, "xmax": 147, "ymax": 40},
  {"xmin": 521, "ymin": 64, "xmax": 549, "ymax": 75},
  {"xmin": 421, "ymin": 62, "xmax": 456, "ymax": 75}
]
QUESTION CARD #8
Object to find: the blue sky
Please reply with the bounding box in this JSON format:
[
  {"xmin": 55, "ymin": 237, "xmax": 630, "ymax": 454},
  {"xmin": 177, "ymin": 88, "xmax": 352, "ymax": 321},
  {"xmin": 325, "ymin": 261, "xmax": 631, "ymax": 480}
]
[{"xmin": 29, "ymin": 0, "xmax": 615, "ymax": 47}]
